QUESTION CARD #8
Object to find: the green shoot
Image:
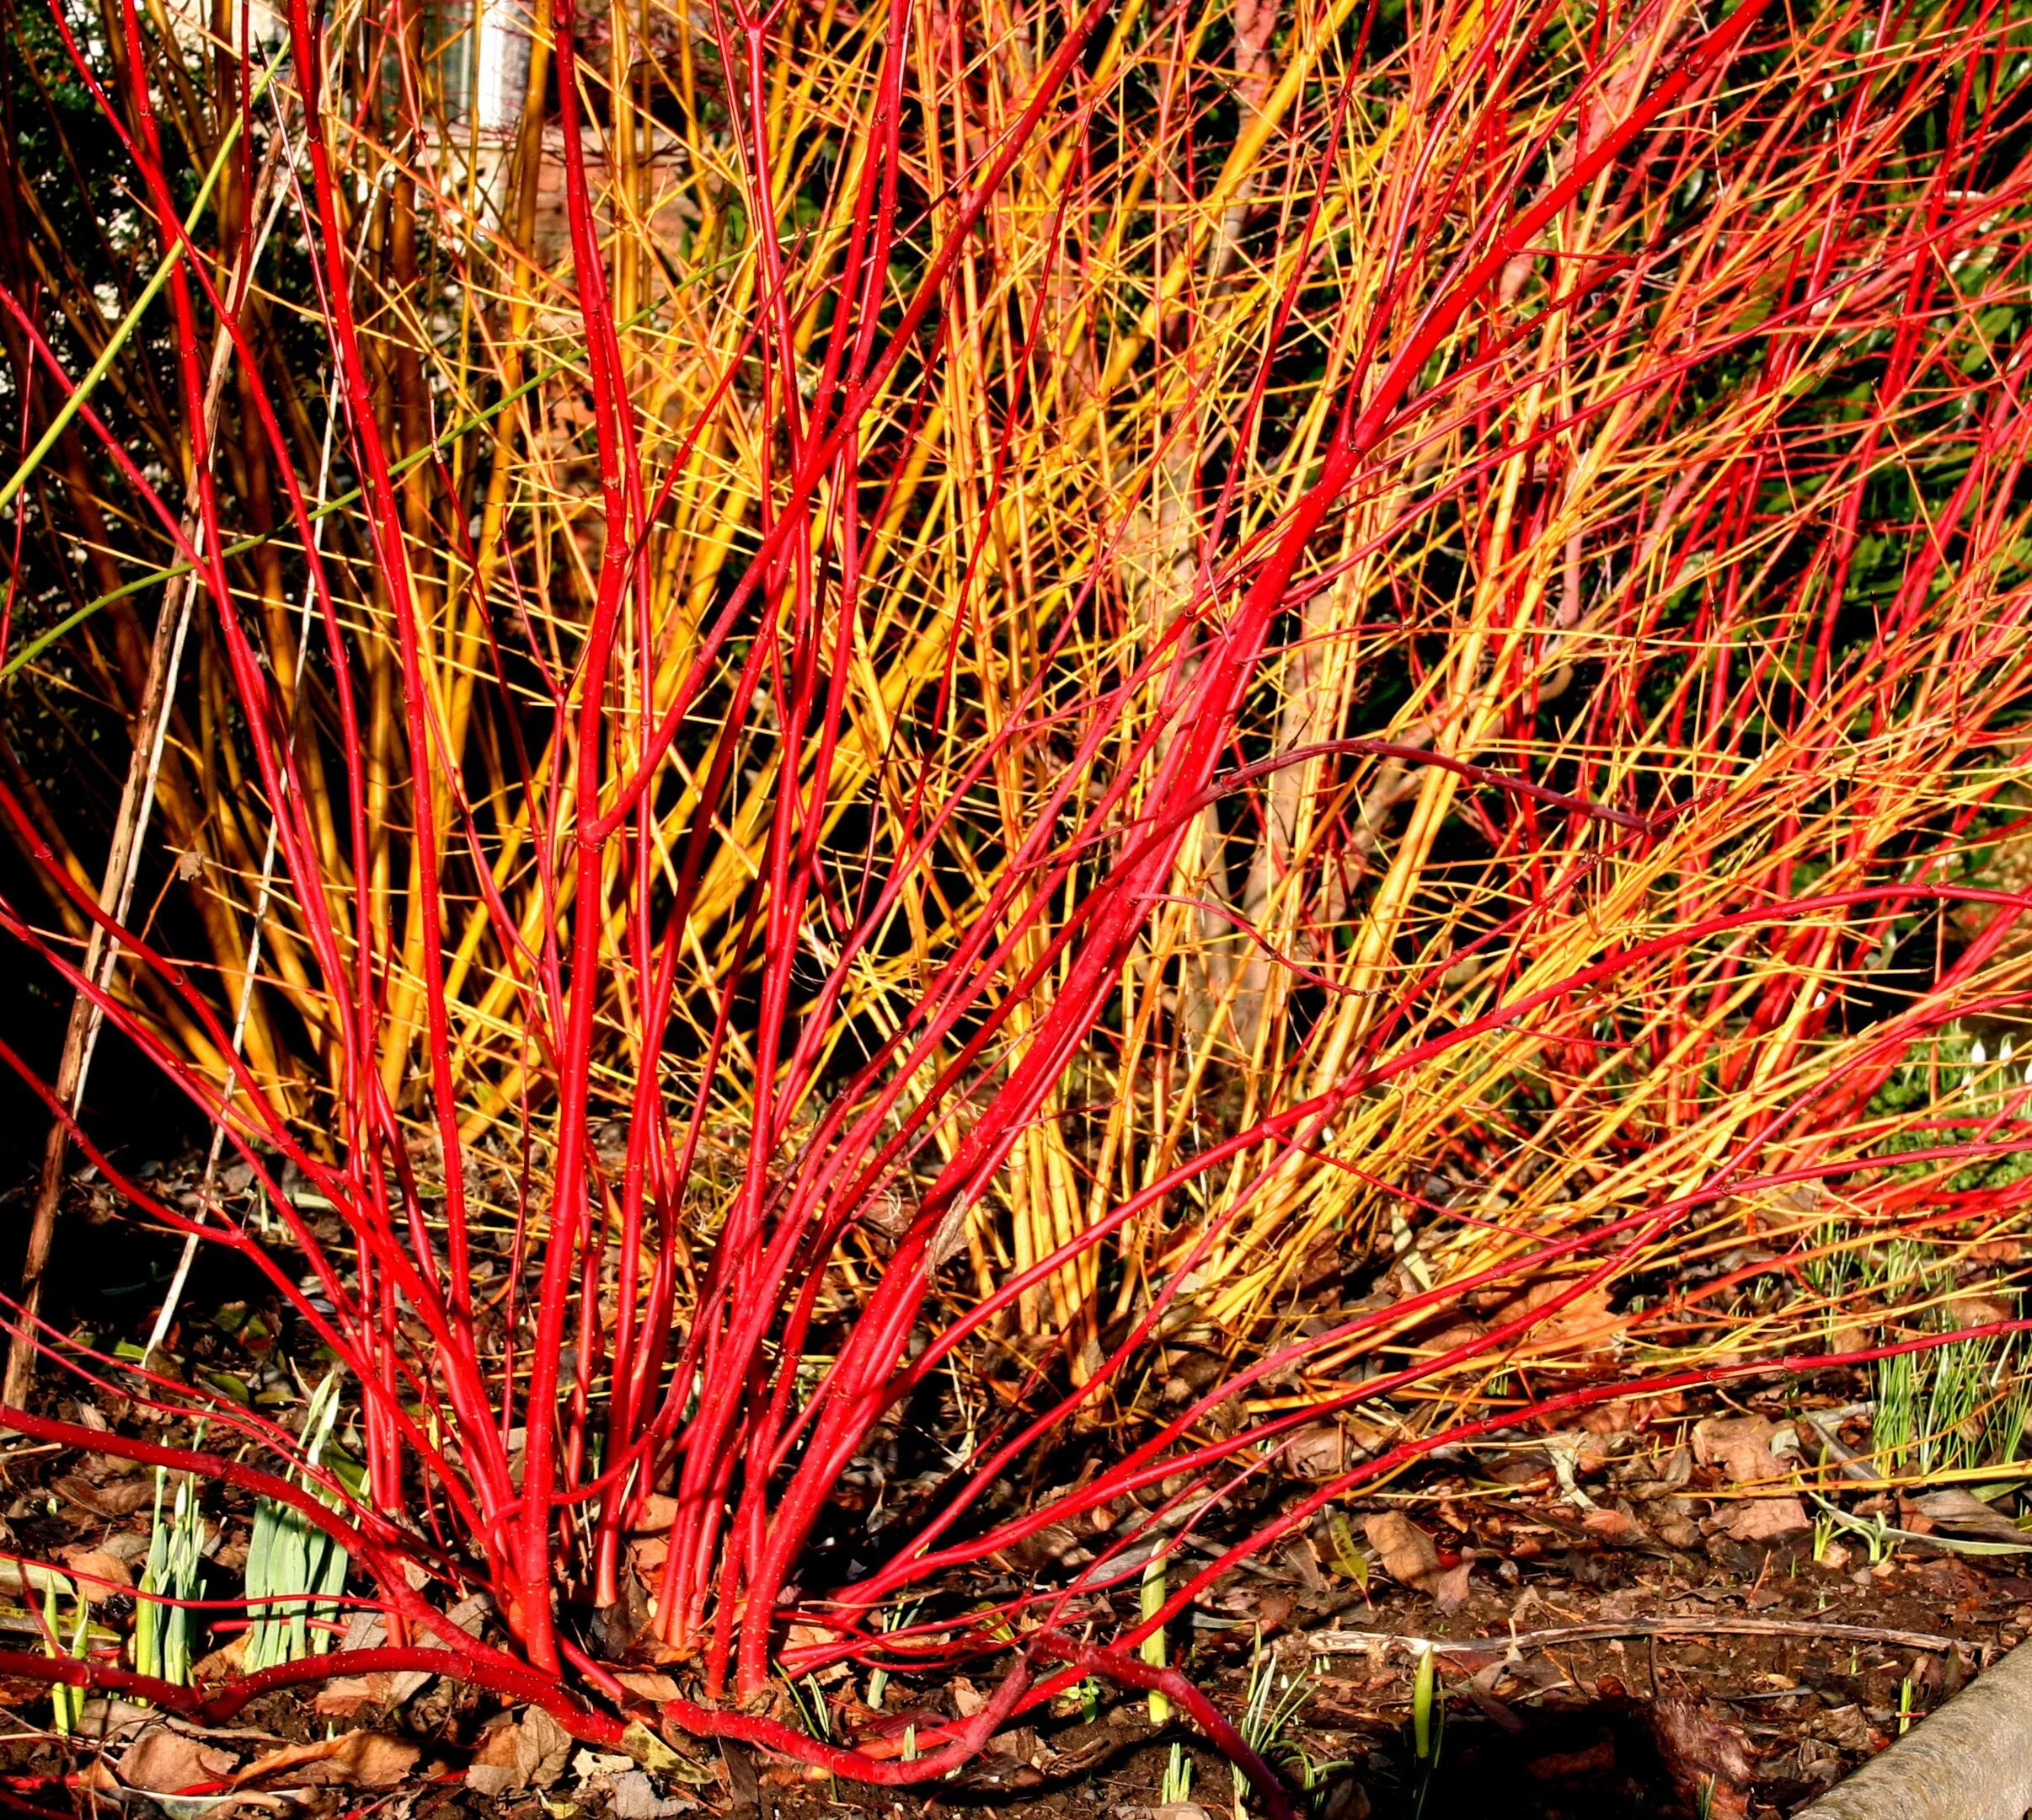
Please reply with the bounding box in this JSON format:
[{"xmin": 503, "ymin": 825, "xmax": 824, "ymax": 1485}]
[
  {"xmin": 243, "ymin": 1372, "xmax": 349, "ymax": 1672},
  {"xmin": 135, "ymin": 1468, "xmax": 208, "ymax": 1687},
  {"xmin": 1409, "ymin": 1643, "xmax": 1441, "ymax": 1820},
  {"xmin": 1235, "ymin": 1629, "xmax": 1312, "ymax": 1819},
  {"xmin": 1141, "ymin": 1549, "xmax": 1170, "ymax": 1724},
  {"xmin": 43, "ymin": 1581, "xmax": 88, "ymax": 1735}
]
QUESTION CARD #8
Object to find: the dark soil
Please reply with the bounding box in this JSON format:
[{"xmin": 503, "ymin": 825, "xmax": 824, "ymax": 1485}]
[
  {"xmin": 0, "ymin": 1440, "xmax": 2013, "ymax": 1820},
  {"xmin": 0, "ymin": 1162, "xmax": 2021, "ymax": 1819}
]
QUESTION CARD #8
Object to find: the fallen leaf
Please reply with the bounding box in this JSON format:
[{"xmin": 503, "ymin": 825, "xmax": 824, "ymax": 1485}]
[
  {"xmin": 466, "ymin": 1716, "xmax": 525, "ymax": 1797},
  {"xmin": 613, "ymin": 1670, "xmax": 682, "ymax": 1703},
  {"xmin": 120, "ymin": 1729, "xmax": 239, "ymax": 1794},
  {"xmin": 1363, "ymin": 1512, "xmax": 1471, "ymax": 1610},
  {"xmin": 56, "ymin": 1546, "xmax": 133, "ymax": 1595},
  {"xmin": 189, "ymin": 1632, "xmax": 249, "ymax": 1684},
  {"xmin": 620, "ymin": 1719, "xmax": 712, "ymax": 1779},
  {"xmin": 234, "ymin": 1732, "xmax": 419, "ymax": 1789},
  {"xmin": 1580, "ymin": 1401, "xmax": 1634, "ymax": 1435},
  {"xmin": 951, "ymin": 1675, "xmax": 987, "ymax": 1717},
  {"xmin": 1655, "ymin": 1511, "xmax": 1703, "ymax": 1550},
  {"xmin": 1945, "ymin": 1293, "xmax": 2015, "ymax": 1330},
  {"xmin": 1810, "ymin": 1704, "xmax": 1874, "ymax": 1751},
  {"xmin": 1717, "ymin": 1497, "xmax": 1811, "ymax": 1542},
  {"xmin": 572, "ymin": 1748, "xmax": 638, "ymax": 1783},
  {"xmin": 53, "ymin": 1472, "xmax": 153, "ymax": 1517},
  {"xmin": 722, "ymin": 1741, "xmax": 762, "ymax": 1819},
  {"xmin": 992, "ymin": 1726, "xmax": 1045, "ymax": 1767},
  {"xmin": 1912, "ymin": 1487, "xmax": 2032, "ymax": 1546},
  {"xmin": 338, "ymin": 1592, "xmax": 491, "ymax": 1707},
  {"xmin": 591, "ymin": 1577, "xmax": 652, "ymax": 1658},
  {"xmin": 1580, "ymin": 1507, "xmax": 1645, "ymax": 1545},
  {"xmin": 311, "ymin": 1676, "xmax": 382, "ymax": 1718},
  {"xmin": 1692, "ymin": 1417, "xmax": 1788, "ymax": 1486},
  {"xmin": 1283, "ymin": 1421, "xmax": 1355, "ymax": 1477},
  {"xmin": 1365, "ymin": 1510, "xmax": 1440, "ymax": 1582},
  {"xmin": 1423, "ymin": 1321, "xmax": 1489, "ymax": 1358},
  {"xmin": 995, "ymin": 1518, "xmax": 1094, "ymax": 1570},
  {"xmin": 628, "ymin": 1495, "xmax": 680, "ymax": 1533},
  {"xmin": 1514, "ymin": 1282, "xmax": 1620, "ymax": 1358},
  {"xmin": 609, "ymin": 1769, "xmax": 695, "ymax": 1818},
  {"xmin": 1282, "ymin": 1416, "xmax": 1390, "ymax": 1478},
  {"xmin": 515, "ymin": 1707, "xmax": 575, "ymax": 1790},
  {"xmin": 1433, "ymin": 1562, "xmax": 1475, "ymax": 1612}
]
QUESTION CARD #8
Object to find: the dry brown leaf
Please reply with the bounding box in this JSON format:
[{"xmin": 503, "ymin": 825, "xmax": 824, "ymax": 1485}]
[
  {"xmin": 1692, "ymin": 1417, "xmax": 1788, "ymax": 1485},
  {"xmin": 188, "ymin": 1631, "xmax": 249, "ymax": 1684},
  {"xmin": 120, "ymin": 1728, "xmax": 239, "ymax": 1794},
  {"xmin": 311, "ymin": 1676, "xmax": 383, "ymax": 1718},
  {"xmin": 336, "ymin": 1732, "xmax": 425, "ymax": 1788},
  {"xmin": 1945, "ymin": 1293, "xmax": 2015, "ymax": 1329},
  {"xmin": 1429, "ymin": 1562, "xmax": 1472, "ymax": 1610},
  {"xmin": 1363, "ymin": 1512, "xmax": 1470, "ymax": 1609},
  {"xmin": 1912, "ymin": 1487, "xmax": 2032, "ymax": 1545},
  {"xmin": 628, "ymin": 1494, "xmax": 680, "ymax": 1533},
  {"xmin": 1283, "ymin": 1421, "xmax": 1361, "ymax": 1478},
  {"xmin": 52, "ymin": 1472, "xmax": 152, "ymax": 1517},
  {"xmin": 994, "ymin": 1519, "xmax": 1094, "ymax": 1571},
  {"xmin": 1580, "ymin": 1507, "xmax": 1645, "ymax": 1545},
  {"xmin": 613, "ymin": 1670, "xmax": 682, "ymax": 1703},
  {"xmin": 465, "ymin": 1715, "xmax": 526, "ymax": 1797},
  {"xmin": 1365, "ymin": 1509, "xmax": 1439, "ymax": 1582},
  {"xmin": 1716, "ymin": 1496, "xmax": 1810, "ymax": 1542},
  {"xmin": 56, "ymin": 1546, "xmax": 133, "ymax": 1594},
  {"xmin": 1514, "ymin": 1282, "xmax": 1620, "ymax": 1357},
  {"xmin": 1579, "ymin": 1400, "xmax": 1634, "ymax": 1435},
  {"xmin": 515, "ymin": 1706, "xmax": 575, "ymax": 1789},
  {"xmin": 235, "ymin": 1731, "xmax": 420, "ymax": 1789}
]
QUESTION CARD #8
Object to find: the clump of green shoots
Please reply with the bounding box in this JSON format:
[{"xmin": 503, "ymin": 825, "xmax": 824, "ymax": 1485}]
[
  {"xmin": 41, "ymin": 1578, "xmax": 88, "ymax": 1734},
  {"xmin": 243, "ymin": 1373, "xmax": 349, "ymax": 1672},
  {"xmin": 781, "ymin": 1672, "xmax": 837, "ymax": 1797},
  {"xmin": 1867, "ymin": 1242, "xmax": 2032, "ymax": 1478},
  {"xmin": 1235, "ymin": 1632, "xmax": 1313, "ymax": 1819},
  {"xmin": 134, "ymin": 1469, "xmax": 208, "ymax": 1686},
  {"xmin": 862, "ymin": 1597, "xmax": 920, "ymax": 1710}
]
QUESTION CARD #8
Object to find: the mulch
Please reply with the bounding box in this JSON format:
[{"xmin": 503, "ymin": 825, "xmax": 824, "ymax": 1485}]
[{"xmin": 2, "ymin": 1421, "xmax": 2023, "ymax": 1820}]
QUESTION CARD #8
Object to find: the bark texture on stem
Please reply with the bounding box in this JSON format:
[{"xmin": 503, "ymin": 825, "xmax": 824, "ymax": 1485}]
[{"xmin": 1799, "ymin": 1640, "xmax": 2032, "ymax": 1820}]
